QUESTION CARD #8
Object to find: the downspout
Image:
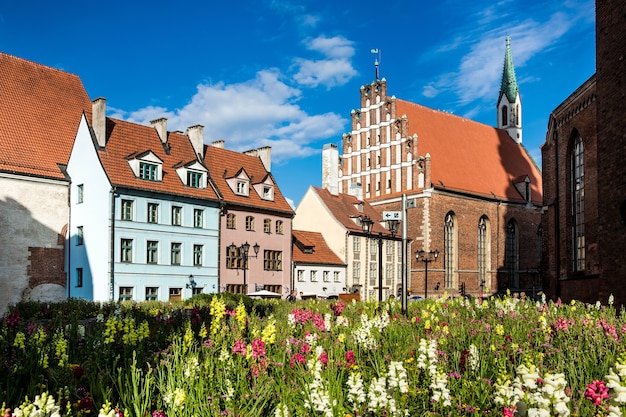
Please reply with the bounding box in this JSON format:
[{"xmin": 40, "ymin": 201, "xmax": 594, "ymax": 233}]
[
  {"xmin": 67, "ymin": 180, "xmax": 72, "ymax": 299},
  {"xmin": 110, "ymin": 187, "xmax": 117, "ymax": 301}
]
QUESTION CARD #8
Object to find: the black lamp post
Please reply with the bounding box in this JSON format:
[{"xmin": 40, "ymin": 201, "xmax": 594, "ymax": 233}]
[
  {"xmin": 415, "ymin": 249, "xmax": 439, "ymax": 299},
  {"xmin": 360, "ymin": 215, "xmax": 399, "ymax": 302},
  {"xmin": 228, "ymin": 241, "xmax": 260, "ymax": 294}
]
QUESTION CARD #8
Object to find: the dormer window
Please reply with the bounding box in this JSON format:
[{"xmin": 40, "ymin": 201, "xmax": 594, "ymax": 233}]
[
  {"xmin": 140, "ymin": 162, "xmax": 158, "ymax": 181},
  {"xmin": 262, "ymin": 186, "xmax": 273, "ymax": 201},
  {"xmin": 236, "ymin": 181, "xmax": 248, "ymax": 196},
  {"xmin": 187, "ymin": 171, "xmax": 203, "ymax": 188}
]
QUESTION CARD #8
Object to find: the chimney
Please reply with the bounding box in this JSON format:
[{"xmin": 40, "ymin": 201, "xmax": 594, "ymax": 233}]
[
  {"xmin": 185, "ymin": 125, "xmax": 204, "ymax": 156},
  {"xmin": 211, "ymin": 140, "xmax": 225, "ymax": 148},
  {"xmin": 349, "ymin": 182, "xmax": 363, "ymax": 200},
  {"xmin": 150, "ymin": 118, "xmax": 167, "ymax": 143},
  {"xmin": 92, "ymin": 97, "xmax": 106, "ymax": 148},
  {"xmin": 243, "ymin": 147, "xmax": 272, "ymax": 172},
  {"xmin": 256, "ymin": 146, "xmax": 271, "ymax": 172},
  {"xmin": 322, "ymin": 143, "xmax": 339, "ymax": 195}
]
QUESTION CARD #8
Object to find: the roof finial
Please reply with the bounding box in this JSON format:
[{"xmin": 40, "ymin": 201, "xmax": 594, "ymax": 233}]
[
  {"xmin": 500, "ymin": 36, "xmax": 519, "ymax": 102},
  {"xmin": 371, "ymin": 48, "xmax": 381, "ymax": 81}
]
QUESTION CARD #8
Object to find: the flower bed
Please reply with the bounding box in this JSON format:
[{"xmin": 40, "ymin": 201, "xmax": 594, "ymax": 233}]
[{"xmin": 1, "ymin": 292, "xmax": 626, "ymax": 416}]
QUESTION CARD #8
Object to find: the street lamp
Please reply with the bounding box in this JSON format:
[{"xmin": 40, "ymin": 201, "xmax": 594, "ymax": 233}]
[
  {"xmin": 415, "ymin": 249, "xmax": 439, "ymax": 299},
  {"xmin": 360, "ymin": 215, "xmax": 399, "ymax": 302},
  {"xmin": 228, "ymin": 241, "xmax": 260, "ymax": 294}
]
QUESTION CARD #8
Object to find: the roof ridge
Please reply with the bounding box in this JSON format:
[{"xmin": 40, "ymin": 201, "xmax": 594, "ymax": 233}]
[{"xmin": 0, "ymin": 51, "xmax": 82, "ymax": 78}]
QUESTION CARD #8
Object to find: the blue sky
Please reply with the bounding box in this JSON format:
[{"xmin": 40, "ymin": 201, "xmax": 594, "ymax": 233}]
[{"xmin": 1, "ymin": 0, "xmax": 595, "ymax": 207}]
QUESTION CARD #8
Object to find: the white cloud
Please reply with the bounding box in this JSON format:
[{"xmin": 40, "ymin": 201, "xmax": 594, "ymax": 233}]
[
  {"xmin": 115, "ymin": 69, "xmax": 346, "ymax": 165},
  {"xmin": 423, "ymin": 0, "xmax": 593, "ymax": 108},
  {"xmin": 292, "ymin": 35, "xmax": 357, "ymax": 88}
]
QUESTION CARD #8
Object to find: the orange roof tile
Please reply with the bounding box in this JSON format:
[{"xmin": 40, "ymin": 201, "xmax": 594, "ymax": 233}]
[
  {"xmin": 292, "ymin": 229, "xmax": 345, "ymax": 265},
  {"xmin": 204, "ymin": 145, "xmax": 294, "ymax": 214},
  {"xmin": 0, "ymin": 53, "xmax": 91, "ymax": 180},
  {"xmin": 96, "ymin": 117, "xmax": 220, "ymax": 201},
  {"xmin": 312, "ymin": 186, "xmax": 400, "ymax": 238},
  {"xmin": 396, "ymin": 100, "xmax": 542, "ymax": 203}
]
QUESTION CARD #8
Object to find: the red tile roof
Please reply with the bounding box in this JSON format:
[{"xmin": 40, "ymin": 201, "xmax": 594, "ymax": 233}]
[
  {"xmin": 396, "ymin": 99, "xmax": 542, "ymax": 203},
  {"xmin": 204, "ymin": 145, "xmax": 294, "ymax": 214},
  {"xmin": 0, "ymin": 53, "xmax": 91, "ymax": 180},
  {"xmin": 312, "ymin": 186, "xmax": 400, "ymax": 238},
  {"xmin": 292, "ymin": 229, "xmax": 345, "ymax": 265},
  {"xmin": 96, "ymin": 117, "xmax": 220, "ymax": 201}
]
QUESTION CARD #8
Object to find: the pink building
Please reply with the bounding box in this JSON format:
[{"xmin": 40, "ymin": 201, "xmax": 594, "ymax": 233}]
[{"xmin": 204, "ymin": 142, "xmax": 294, "ymax": 296}]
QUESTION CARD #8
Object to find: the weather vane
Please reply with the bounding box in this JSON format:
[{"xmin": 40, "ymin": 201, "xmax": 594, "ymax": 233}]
[{"xmin": 371, "ymin": 48, "xmax": 381, "ymax": 80}]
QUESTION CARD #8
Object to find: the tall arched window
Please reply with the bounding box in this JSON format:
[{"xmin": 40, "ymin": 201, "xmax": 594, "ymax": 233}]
[
  {"xmin": 478, "ymin": 216, "xmax": 489, "ymax": 292},
  {"xmin": 505, "ymin": 219, "xmax": 519, "ymax": 288},
  {"xmin": 501, "ymin": 105, "xmax": 508, "ymax": 126},
  {"xmin": 444, "ymin": 212, "xmax": 456, "ymax": 289},
  {"xmin": 571, "ymin": 134, "xmax": 585, "ymax": 272}
]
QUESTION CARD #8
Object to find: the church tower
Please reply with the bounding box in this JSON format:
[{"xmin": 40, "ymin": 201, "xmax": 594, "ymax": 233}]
[{"xmin": 497, "ymin": 36, "xmax": 522, "ymax": 143}]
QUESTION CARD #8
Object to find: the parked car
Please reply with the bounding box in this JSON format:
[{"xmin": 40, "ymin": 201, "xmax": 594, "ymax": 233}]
[{"xmin": 408, "ymin": 295, "xmax": 424, "ymax": 302}]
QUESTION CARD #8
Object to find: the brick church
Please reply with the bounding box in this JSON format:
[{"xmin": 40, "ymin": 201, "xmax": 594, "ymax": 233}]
[
  {"xmin": 541, "ymin": 0, "xmax": 626, "ymax": 305},
  {"xmin": 322, "ymin": 39, "xmax": 543, "ymax": 299}
]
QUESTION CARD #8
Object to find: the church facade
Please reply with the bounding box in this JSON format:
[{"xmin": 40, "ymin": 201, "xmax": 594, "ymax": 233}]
[{"xmin": 322, "ymin": 39, "xmax": 543, "ymax": 299}]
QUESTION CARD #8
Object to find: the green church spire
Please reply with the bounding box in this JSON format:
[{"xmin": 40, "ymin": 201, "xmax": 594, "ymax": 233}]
[{"xmin": 500, "ymin": 36, "xmax": 519, "ymax": 103}]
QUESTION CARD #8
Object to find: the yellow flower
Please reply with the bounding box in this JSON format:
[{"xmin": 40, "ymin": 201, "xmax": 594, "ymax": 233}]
[
  {"xmin": 13, "ymin": 331, "xmax": 26, "ymax": 349},
  {"xmin": 495, "ymin": 324, "xmax": 504, "ymax": 336}
]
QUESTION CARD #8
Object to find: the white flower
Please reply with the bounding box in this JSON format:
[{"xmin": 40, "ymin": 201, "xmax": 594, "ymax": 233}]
[
  {"xmin": 274, "ymin": 404, "xmax": 289, "ymax": 417},
  {"xmin": 609, "ymin": 294, "xmax": 615, "ymax": 305},
  {"xmin": 347, "ymin": 372, "xmax": 366, "ymax": 405}
]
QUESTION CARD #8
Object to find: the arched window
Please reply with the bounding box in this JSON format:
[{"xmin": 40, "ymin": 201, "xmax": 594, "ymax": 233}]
[
  {"xmin": 444, "ymin": 212, "xmax": 456, "ymax": 289},
  {"xmin": 571, "ymin": 134, "xmax": 585, "ymax": 272},
  {"xmin": 478, "ymin": 216, "xmax": 489, "ymax": 292},
  {"xmin": 501, "ymin": 105, "xmax": 508, "ymax": 126},
  {"xmin": 505, "ymin": 219, "xmax": 519, "ymax": 288}
]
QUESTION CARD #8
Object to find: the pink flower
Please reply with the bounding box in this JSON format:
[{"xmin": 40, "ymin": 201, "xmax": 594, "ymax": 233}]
[
  {"xmin": 251, "ymin": 338, "xmax": 266, "ymax": 359},
  {"xmin": 345, "ymin": 350, "xmax": 355, "ymax": 369},
  {"xmin": 290, "ymin": 353, "xmax": 307, "ymax": 367},
  {"xmin": 585, "ymin": 380, "xmax": 610, "ymax": 406},
  {"xmin": 318, "ymin": 351, "xmax": 328, "ymax": 366},
  {"xmin": 232, "ymin": 339, "xmax": 247, "ymax": 356}
]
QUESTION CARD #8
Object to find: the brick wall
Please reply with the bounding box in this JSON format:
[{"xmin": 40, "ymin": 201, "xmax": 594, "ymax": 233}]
[{"xmin": 28, "ymin": 247, "xmax": 66, "ymax": 287}]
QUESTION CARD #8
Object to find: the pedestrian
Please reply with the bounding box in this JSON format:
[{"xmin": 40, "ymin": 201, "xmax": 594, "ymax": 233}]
[{"xmin": 286, "ymin": 290, "xmax": 297, "ymax": 302}]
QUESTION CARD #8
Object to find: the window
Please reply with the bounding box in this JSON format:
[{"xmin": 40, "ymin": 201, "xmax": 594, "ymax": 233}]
[
  {"xmin": 353, "ymin": 236, "xmax": 361, "ymax": 254},
  {"xmin": 386, "ymin": 240, "xmax": 394, "ymax": 258},
  {"xmin": 262, "ymin": 186, "xmax": 273, "ymax": 200},
  {"xmin": 352, "ymin": 261, "xmax": 360, "ymax": 280},
  {"xmin": 77, "ymin": 184, "xmax": 84, "ymax": 204},
  {"xmin": 310, "ymin": 270, "xmax": 318, "ymax": 282},
  {"xmin": 171, "ymin": 243, "xmax": 181, "ymax": 265},
  {"xmin": 478, "ymin": 217, "xmax": 489, "ymax": 291},
  {"xmin": 226, "ymin": 245, "xmax": 245, "ymax": 269},
  {"xmin": 146, "ymin": 287, "xmax": 158, "ymax": 301},
  {"xmin": 194, "ymin": 209, "xmax": 203, "ymax": 228},
  {"xmin": 385, "ymin": 264, "xmax": 394, "ymax": 281},
  {"xmin": 227, "ymin": 213, "xmax": 236, "ymax": 229},
  {"xmin": 264, "ymin": 218, "xmax": 271, "ymax": 234},
  {"xmin": 263, "ymin": 250, "xmax": 282, "ymax": 271},
  {"xmin": 187, "ymin": 171, "xmax": 203, "ymax": 188},
  {"xmin": 119, "ymin": 287, "xmax": 133, "ymax": 302},
  {"xmin": 169, "ymin": 287, "xmax": 181, "ymax": 302},
  {"xmin": 297, "ymin": 270, "xmax": 305, "ymax": 282},
  {"xmin": 147, "ymin": 241, "xmax": 159, "ymax": 264},
  {"xmin": 505, "ymin": 220, "xmax": 519, "ymax": 287},
  {"xmin": 226, "ymin": 284, "xmax": 246, "ymax": 295},
  {"xmin": 370, "ymin": 240, "xmax": 377, "ymax": 261},
  {"xmin": 121, "ymin": 239, "xmax": 133, "ymax": 263},
  {"xmin": 275, "ymin": 220, "xmax": 284, "ymax": 234},
  {"xmin": 323, "ymin": 271, "xmax": 330, "ymax": 282},
  {"xmin": 236, "ymin": 181, "xmax": 248, "ymax": 195},
  {"xmin": 334, "ymin": 271, "xmax": 340, "ymax": 282},
  {"xmin": 148, "ymin": 203, "xmax": 159, "ymax": 224},
  {"xmin": 77, "ymin": 226, "xmax": 84, "ymax": 246},
  {"xmin": 140, "ymin": 162, "xmax": 158, "ymax": 181},
  {"xmin": 369, "ymin": 262, "xmax": 377, "ymax": 279},
  {"xmin": 76, "ymin": 268, "xmax": 83, "ymax": 288},
  {"xmin": 193, "ymin": 244, "xmax": 203, "ymax": 266},
  {"xmin": 122, "ymin": 200, "xmax": 133, "ymax": 221},
  {"xmin": 444, "ymin": 212, "xmax": 456, "ymax": 289},
  {"xmin": 192, "ymin": 288, "xmax": 203, "ymax": 296},
  {"xmin": 571, "ymin": 134, "xmax": 585, "ymax": 272},
  {"xmin": 246, "ymin": 216, "xmax": 255, "ymax": 231},
  {"xmin": 172, "ymin": 206, "xmax": 182, "ymax": 226}
]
